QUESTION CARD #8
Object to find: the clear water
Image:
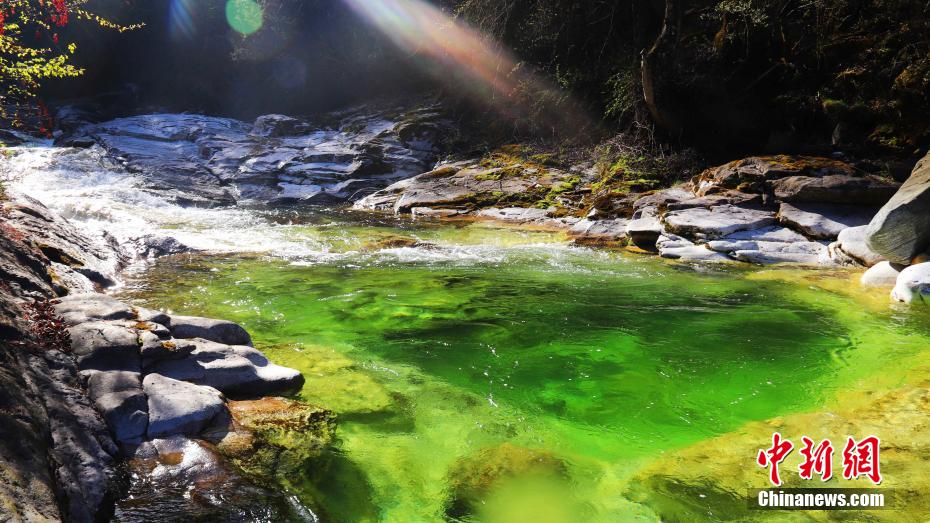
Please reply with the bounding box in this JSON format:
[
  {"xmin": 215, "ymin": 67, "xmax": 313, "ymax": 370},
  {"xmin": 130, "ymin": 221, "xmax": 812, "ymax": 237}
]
[
  {"xmin": 115, "ymin": 212, "xmax": 930, "ymax": 523},
  {"xmin": 6, "ymin": 144, "xmax": 928, "ymax": 522}
]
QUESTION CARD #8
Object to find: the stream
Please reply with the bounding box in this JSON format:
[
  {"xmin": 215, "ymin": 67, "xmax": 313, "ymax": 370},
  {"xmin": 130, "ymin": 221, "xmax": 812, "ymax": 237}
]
[{"xmin": 7, "ymin": 142, "xmax": 930, "ymax": 522}]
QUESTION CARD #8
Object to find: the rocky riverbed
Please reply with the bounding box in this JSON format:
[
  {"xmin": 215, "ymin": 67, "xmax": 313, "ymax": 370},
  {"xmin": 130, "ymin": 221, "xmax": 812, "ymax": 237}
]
[{"xmin": 0, "ymin": 102, "xmax": 928, "ymax": 521}]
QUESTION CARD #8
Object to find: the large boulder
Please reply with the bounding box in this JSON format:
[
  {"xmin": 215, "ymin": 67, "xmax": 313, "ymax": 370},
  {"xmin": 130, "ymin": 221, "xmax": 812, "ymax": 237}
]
[
  {"xmin": 144, "ymin": 374, "xmax": 227, "ymax": 438},
  {"xmin": 891, "ymin": 262, "xmax": 930, "ymax": 304},
  {"xmin": 831, "ymin": 226, "xmax": 885, "ymax": 267},
  {"xmin": 865, "ymin": 152, "xmax": 930, "ymax": 264}
]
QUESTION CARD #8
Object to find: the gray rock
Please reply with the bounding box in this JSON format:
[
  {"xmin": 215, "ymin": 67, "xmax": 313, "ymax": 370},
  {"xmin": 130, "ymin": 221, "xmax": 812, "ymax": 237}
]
[
  {"xmin": 663, "ymin": 205, "xmax": 776, "ymax": 240},
  {"xmin": 476, "ymin": 207, "xmax": 552, "ymax": 223},
  {"xmin": 833, "ymin": 226, "xmax": 885, "ymax": 267},
  {"xmin": 144, "ymin": 374, "xmax": 226, "ymax": 438},
  {"xmin": 892, "ymin": 262, "xmax": 930, "ymax": 304},
  {"xmin": 691, "ymin": 155, "xmax": 855, "ymax": 196},
  {"xmin": 770, "ymin": 174, "xmax": 899, "ymax": 205},
  {"xmin": 732, "ymin": 243, "xmax": 826, "ymax": 266},
  {"xmin": 68, "ymin": 321, "xmax": 140, "ymax": 373},
  {"xmin": 660, "ymin": 245, "xmax": 735, "ymax": 263},
  {"xmin": 721, "ymin": 226, "xmax": 808, "ymax": 243},
  {"xmin": 410, "ymin": 207, "xmax": 462, "ymax": 218},
  {"xmin": 141, "ymin": 336, "xmax": 196, "ymax": 366},
  {"xmin": 147, "ymin": 338, "xmax": 304, "ymax": 398},
  {"xmin": 865, "ymin": 152, "xmax": 930, "ymax": 264},
  {"xmin": 778, "ymin": 202, "xmax": 875, "ymax": 240},
  {"xmin": 168, "ymin": 315, "xmax": 253, "ymax": 346},
  {"xmin": 94, "ymin": 388, "xmax": 149, "ymax": 445},
  {"xmin": 861, "ymin": 261, "xmax": 902, "ymax": 288},
  {"xmin": 135, "ymin": 306, "xmax": 171, "ymax": 326},
  {"xmin": 569, "ymin": 218, "xmax": 630, "ymax": 245},
  {"xmin": 250, "ymin": 114, "xmax": 310, "ymax": 137},
  {"xmin": 54, "ymin": 293, "xmax": 136, "ymax": 326},
  {"xmin": 626, "ymin": 211, "xmax": 663, "ymax": 251},
  {"xmin": 128, "ymin": 234, "xmax": 194, "ymax": 259}
]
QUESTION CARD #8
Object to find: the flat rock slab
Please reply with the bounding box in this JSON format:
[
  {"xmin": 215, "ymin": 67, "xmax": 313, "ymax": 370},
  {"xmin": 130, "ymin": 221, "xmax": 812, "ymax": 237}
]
[
  {"xmin": 770, "ymin": 174, "xmax": 899, "ymax": 205},
  {"xmin": 659, "ymin": 245, "xmax": 734, "ymax": 263},
  {"xmin": 778, "ymin": 202, "xmax": 875, "ymax": 240},
  {"xmin": 168, "ymin": 315, "xmax": 253, "ymax": 346},
  {"xmin": 720, "ymin": 225, "xmax": 808, "ymax": 243},
  {"xmin": 476, "ymin": 207, "xmax": 551, "ymax": 223},
  {"xmin": 55, "ymin": 293, "xmax": 137, "ymax": 326},
  {"xmin": 147, "ymin": 339, "xmax": 304, "ymax": 398},
  {"xmin": 144, "ymin": 374, "xmax": 226, "ymax": 438},
  {"xmin": 569, "ymin": 218, "xmax": 630, "ymax": 245},
  {"xmin": 663, "ymin": 205, "xmax": 776, "ymax": 240},
  {"xmin": 68, "ymin": 321, "xmax": 140, "ymax": 373}
]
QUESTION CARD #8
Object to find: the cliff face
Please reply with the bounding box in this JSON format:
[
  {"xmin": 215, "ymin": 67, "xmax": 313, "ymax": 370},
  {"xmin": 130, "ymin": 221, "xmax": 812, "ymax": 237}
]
[{"xmin": 0, "ymin": 195, "xmax": 121, "ymax": 523}]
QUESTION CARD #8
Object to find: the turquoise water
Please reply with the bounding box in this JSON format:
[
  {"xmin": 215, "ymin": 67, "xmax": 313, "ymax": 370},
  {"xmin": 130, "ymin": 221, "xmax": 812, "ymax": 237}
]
[{"xmin": 116, "ymin": 212, "xmax": 930, "ymax": 522}]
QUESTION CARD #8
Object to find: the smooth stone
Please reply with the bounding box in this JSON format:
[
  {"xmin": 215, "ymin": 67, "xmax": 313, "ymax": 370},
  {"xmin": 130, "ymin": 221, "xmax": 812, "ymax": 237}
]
[
  {"xmin": 721, "ymin": 225, "xmax": 808, "ymax": 243},
  {"xmin": 146, "ymin": 338, "xmax": 304, "ymax": 398},
  {"xmin": 410, "ymin": 207, "xmax": 461, "ymax": 218},
  {"xmin": 128, "ymin": 235, "xmax": 194, "ymax": 259},
  {"xmin": 94, "ymin": 388, "xmax": 149, "ymax": 444},
  {"xmin": 626, "ymin": 212, "xmax": 663, "ymax": 251},
  {"xmin": 865, "ymin": 151, "xmax": 930, "ymax": 264},
  {"xmin": 135, "ymin": 306, "xmax": 171, "ymax": 326},
  {"xmin": 663, "ymin": 205, "xmax": 776, "ymax": 240},
  {"xmin": 168, "ymin": 315, "xmax": 253, "ymax": 346},
  {"xmin": 54, "ymin": 293, "xmax": 136, "ymax": 326},
  {"xmin": 655, "ymin": 233, "xmax": 693, "ymax": 250},
  {"xmin": 834, "ymin": 226, "xmax": 885, "ymax": 267},
  {"xmin": 891, "ymin": 262, "xmax": 930, "ymax": 304},
  {"xmin": 660, "ymin": 245, "xmax": 735, "ymax": 263},
  {"xmin": 861, "ymin": 261, "xmax": 902, "ymax": 287},
  {"xmin": 569, "ymin": 218, "xmax": 630, "ymax": 245},
  {"xmin": 140, "ymin": 333, "xmax": 196, "ymax": 365},
  {"xmin": 68, "ymin": 322, "xmax": 140, "ymax": 373},
  {"xmin": 778, "ymin": 202, "xmax": 875, "ymax": 240},
  {"xmin": 144, "ymin": 374, "xmax": 227, "ymax": 439},
  {"xmin": 476, "ymin": 207, "xmax": 551, "ymax": 223},
  {"xmin": 732, "ymin": 250, "xmax": 822, "ymax": 266}
]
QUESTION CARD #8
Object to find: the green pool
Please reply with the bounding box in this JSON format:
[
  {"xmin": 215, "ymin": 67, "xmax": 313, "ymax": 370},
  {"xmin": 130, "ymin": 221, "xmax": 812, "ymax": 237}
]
[{"xmin": 116, "ymin": 211, "xmax": 930, "ymax": 522}]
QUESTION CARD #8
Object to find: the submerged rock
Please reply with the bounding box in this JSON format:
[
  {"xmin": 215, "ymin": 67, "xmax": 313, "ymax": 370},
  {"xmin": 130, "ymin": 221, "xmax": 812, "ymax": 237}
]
[
  {"xmin": 892, "ymin": 262, "xmax": 930, "ymax": 304},
  {"xmin": 445, "ymin": 443, "xmax": 568, "ymax": 520},
  {"xmin": 866, "ymin": 151, "xmax": 930, "ymax": 265}
]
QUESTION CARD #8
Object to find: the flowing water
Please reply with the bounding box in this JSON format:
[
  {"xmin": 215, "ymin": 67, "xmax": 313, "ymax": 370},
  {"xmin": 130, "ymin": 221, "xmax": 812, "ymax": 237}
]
[{"xmin": 6, "ymin": 144, "xmax": 930, "ymax": 522}]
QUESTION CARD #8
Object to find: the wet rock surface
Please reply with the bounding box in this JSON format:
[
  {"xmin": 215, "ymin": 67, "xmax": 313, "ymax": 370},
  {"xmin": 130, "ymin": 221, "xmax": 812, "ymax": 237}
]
[{"xmin": 61, "ymin": 104, "xmax": 450, "ymax": 207}]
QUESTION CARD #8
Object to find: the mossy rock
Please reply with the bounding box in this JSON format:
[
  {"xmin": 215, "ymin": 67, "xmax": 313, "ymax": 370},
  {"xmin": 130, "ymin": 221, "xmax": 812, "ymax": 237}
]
[
  {"xmin": 445, "ymin": 443, "xmax": 569, "ymax": 520},
  {"xmin": 216, "ymin": 397, "xmax": 336, "ymax": 480}
]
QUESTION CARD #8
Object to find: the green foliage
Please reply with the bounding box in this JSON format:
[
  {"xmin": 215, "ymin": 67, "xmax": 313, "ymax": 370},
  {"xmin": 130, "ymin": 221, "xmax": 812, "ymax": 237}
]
[{"xmin": 0, "ymin": 1, "xmax": 141, "ymax": 129}]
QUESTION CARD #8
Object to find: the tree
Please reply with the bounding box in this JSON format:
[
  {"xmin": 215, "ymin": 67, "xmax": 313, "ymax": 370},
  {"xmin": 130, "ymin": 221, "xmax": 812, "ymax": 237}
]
[{"xmin": 0, "ymin": 0, "xmax": 141, "ymax": 133}]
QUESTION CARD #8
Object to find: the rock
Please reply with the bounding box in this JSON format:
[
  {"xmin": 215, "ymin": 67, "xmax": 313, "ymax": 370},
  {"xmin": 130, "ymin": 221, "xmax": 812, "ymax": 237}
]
[
  {"xmin": 892, "ymin": 262, "xmax": 930, "ymax": 304},
  {"xmin": 568, "ymin": 218, "xmax": 630, "ymax": 246},
  {"xmin": 731, "ymin": 243, "xmax": 826, "ymax": 265},
  {"xmin": 50, "ymin": 262, "xmax": 98, "ymax": 294},
  {"xmin": 213, "ymin": 397, "xmax": 335, "ymax": 478},
  {"xmin": 446, "ymin": 443, "xmax": 568, "ymax": 520},
  {"xmin": 410, "ymin": 207, "xmax": 462, "ymax": 218},
  {"xmin": 630, "ymin": 187, "xmax": 694, "ymax": 212},
  {"xmin": 861, "ymin": 261, "xmax": 903, "ymax": 287},
  {"xmin": 664, "ymin": 191, "xmax": 763, "ymax": 211},
  {"xmin": 778, "ymin": 202, "xmax": 875, "ymax": 240},
  {"xmin": 865, "ymin": 152, "xmax": 930, "ymax": 264},
  {"xmin": 144, "ymin": 374, "xmax": 227, "ymax": 438},
  {"xmin": 168, "ymin": 315, "xmax": 253, "ymax": 346},
  {"xmin": 141, "ymin": 336, "xmax": 197, "ymax": 365},
  {"xmin": 54, "ymin": 293, "xmax": 137, "ymax": 326},
  {"xmin": 833, "ymin": 226, "xmax": 885, "ymax": 267},
  {"xmin": 147, "ymin": 338, "xmax": 304, "ymax": 398},
  {"xmin": 476, "ymin": 207, "xmax": 551, "ymax": 223},
  {"xmin": 771, "ymin": 174, "xmax": 899, "ymax": 205},
  {"xmin": 691, "ymin": 155, "xmax": 855, "ymax": 196},
  {"xmin": 128, "ymin": 234, "xmax": 194, "ymax": 259},
  {"xmin": 94, "ymin": 387, "xmax": 149, "ymax": 445},
  {"xmin": 626, "ymin": 210, "xmax": 663, "ymax": 251},
  {"xmin": 250, "ymin": 114, "xmax": 310, "ymax": 137},
  {"xmin": 68, "ymin": 321, "xmax": 140, "ymax": 373},
  {"xmin": 663, "ymin": 205, "xmax": 776, "ymax": 240},
  {"xmin": 134, "ymin": 306, "xmax": 171, "ymax": 326},
  {"xmin": 660, "ymin": 245, "xmax": 735, "ymax": 263},
  {"xmin": 721, "ymin": 225, "xmax": 808, "ymax": 243}
]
